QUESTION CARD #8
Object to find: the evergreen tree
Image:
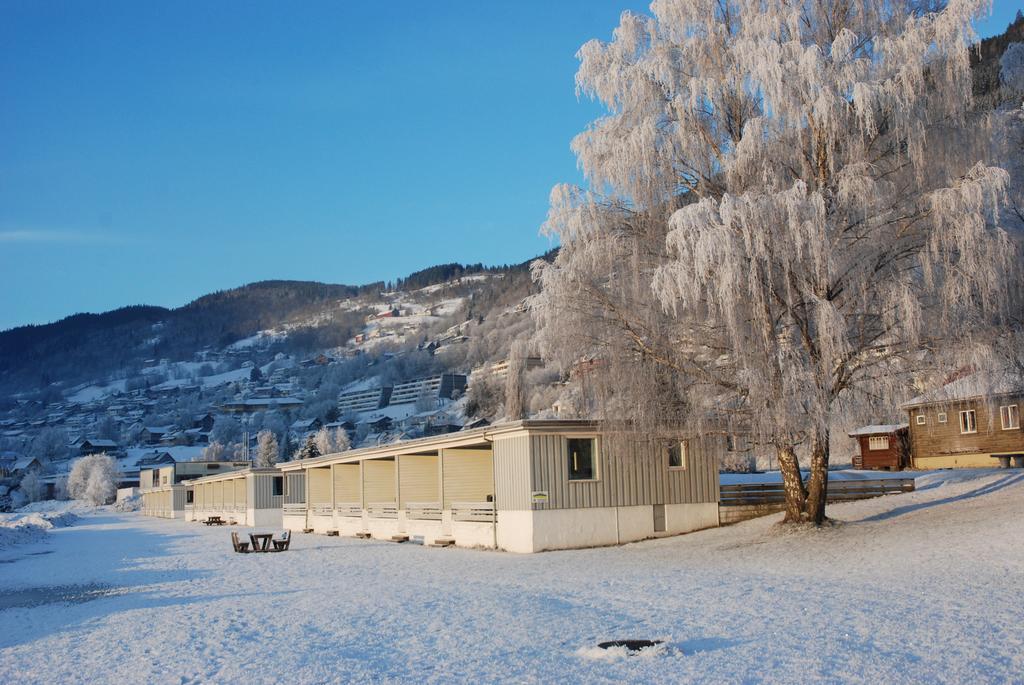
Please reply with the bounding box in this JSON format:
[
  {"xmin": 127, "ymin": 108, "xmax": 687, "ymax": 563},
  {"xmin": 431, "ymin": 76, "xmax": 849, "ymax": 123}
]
[{"xmin": 296, "ymin": 435, "xmax": 320, "ymax": 461}]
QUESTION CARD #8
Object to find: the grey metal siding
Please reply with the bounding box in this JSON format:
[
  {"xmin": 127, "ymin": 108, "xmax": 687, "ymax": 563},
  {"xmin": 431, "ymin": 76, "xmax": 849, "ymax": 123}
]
[
  {"xmin": 285, "ymin": 472, "xmax": 306, "ymax": 504},
  {"xmin": 530, "ymin": 433, "xmax": 719, "ymax": 510},
  {"xmin": 253, "ymin": 473, "xmax": 284, "ymax": 510},
  {"xmin": 493, "ymin": 434, "xmax": 532, "ymax": 510}
]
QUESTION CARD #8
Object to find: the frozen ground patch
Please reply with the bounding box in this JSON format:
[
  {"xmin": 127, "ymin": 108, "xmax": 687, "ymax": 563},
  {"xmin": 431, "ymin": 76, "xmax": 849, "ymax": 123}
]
[{"xmin": 0, "ymin": 472, "xmax": 1022, "ymax": 683}]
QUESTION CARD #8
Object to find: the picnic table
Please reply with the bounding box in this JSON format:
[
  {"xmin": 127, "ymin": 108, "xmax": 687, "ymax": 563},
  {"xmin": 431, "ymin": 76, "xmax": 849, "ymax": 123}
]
[
  {"xmin": 204, "ymin": 516, "xmax": 225, "ymax": 526},
  {"xmin": 249, "ymin": 533, "xmax": 274, "ymax": 552}
]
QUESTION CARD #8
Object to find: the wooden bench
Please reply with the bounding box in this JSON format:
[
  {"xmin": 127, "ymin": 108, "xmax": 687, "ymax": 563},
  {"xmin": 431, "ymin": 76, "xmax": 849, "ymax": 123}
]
[
  {"xmin": 230, "ymin": 532, "xmax": 251, "ymax": 553},
  {"xmin": 271, "ymin": 531, "xmax": 291, "ymax": 552},
  {"xmin": 390, "ymin": 534, "xmax": 410, "ymax": 543},
  {"xmin": 325, "ymin": 530, "xmax": 339, "ymax": 537},
  {"xmin": 354, "ymin": 531, "xmax": 372, "ymax": 539}
]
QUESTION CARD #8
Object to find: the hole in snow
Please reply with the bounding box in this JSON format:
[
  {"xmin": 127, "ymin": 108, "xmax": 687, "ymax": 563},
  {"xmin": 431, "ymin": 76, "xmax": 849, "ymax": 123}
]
[{"xmin": 597, "ymin": 640, "xmax": 664, "ymax": 652}]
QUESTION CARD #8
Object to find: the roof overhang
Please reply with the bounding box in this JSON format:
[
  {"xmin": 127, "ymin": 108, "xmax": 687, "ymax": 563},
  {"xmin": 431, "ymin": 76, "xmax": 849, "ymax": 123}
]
[{"xmin": 277, "ymin": 419, "xmax": 602, "ymax": 471}]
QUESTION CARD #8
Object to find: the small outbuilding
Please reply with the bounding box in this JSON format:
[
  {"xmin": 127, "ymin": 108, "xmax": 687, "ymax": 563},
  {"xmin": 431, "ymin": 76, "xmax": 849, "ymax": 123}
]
[{"xmin": 848, "ymin": 424, "xmax": 909, "ymax": 471}]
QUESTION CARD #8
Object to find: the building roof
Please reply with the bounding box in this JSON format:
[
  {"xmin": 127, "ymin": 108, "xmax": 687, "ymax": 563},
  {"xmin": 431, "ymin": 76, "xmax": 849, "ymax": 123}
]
[
  {"xmin": 278, "ymin": 419, "xmax": 603, "ymax": 472},
  {"xmin": 848, "ymin": 424, "xmax": 909, "ymax": 437},
  {"xmin": 181, "ymin": 466, "xmax": 281, "ymax": 485},
  {"xmin": 902, "ymin": 371, "xmax": 1024, "ymax": 408},
  {"xmin": 81, "ymin": 438, "xmax": 118, "ymax": 447}
]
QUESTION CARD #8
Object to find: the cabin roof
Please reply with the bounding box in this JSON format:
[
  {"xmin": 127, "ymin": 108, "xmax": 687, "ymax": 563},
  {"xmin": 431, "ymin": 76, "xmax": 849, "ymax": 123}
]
[
  {"xmin": 848, "ymin": 424, "xmax": 908, "ymax": 437},
  {"xmin": 902, "ymin": 371, "xmax": 1024, "ymax": 408}
]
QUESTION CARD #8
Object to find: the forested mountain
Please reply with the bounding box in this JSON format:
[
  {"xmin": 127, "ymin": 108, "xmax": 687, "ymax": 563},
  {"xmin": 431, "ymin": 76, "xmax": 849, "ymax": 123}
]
[{"xmin": 0, "ymin": 258, "xmax": 541, "ymax": 398}]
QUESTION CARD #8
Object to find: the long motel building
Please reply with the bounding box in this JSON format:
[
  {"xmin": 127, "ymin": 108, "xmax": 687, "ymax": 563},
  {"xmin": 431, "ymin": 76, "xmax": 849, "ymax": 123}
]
[{"xmin": 276, "ymin": 420, "xmax": 722, "ymax": 553}]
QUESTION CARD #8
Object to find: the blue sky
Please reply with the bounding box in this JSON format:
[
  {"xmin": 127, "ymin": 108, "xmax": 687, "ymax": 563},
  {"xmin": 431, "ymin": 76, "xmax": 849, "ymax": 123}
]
[{"xmin": 0, "ymin": 2, "xmax": 1019, "ymax": 330}]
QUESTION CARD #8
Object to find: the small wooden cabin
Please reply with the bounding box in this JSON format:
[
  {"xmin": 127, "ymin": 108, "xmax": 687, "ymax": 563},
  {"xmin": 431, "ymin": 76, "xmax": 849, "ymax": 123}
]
[
  {"xmin": 848, "ymin": 424, "xmax": 909, "ymax": 471},
  {"xmin": 903, "ymin": 373, "xmax": 1024, "ymax": 469},
  {"xmin": 278, "ymin": 419, "xmax": 722, "ymax": 553}
]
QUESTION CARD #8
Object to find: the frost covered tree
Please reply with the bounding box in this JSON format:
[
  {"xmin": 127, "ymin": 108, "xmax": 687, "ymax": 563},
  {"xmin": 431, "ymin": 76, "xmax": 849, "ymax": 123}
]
[
  {"xmin": 535, "ymin": 0, "xmax": 1019, "ymax": 524},
  {"xmin": 255, "ymin": 430, "xmax": 279, "ymax": 468},
  {"xmin": 30, "ymin": 427, "xmax": 69, "ymax": 464},
  {"xmin": 19, "ymin": 470, "xmax": 45, "ymax": 503},
  {"xmin": 68, "ymin": 453, "xmax": 117, "ymax": 505},
  {"xmin": 200, "ymin": 440, "xmax": 226, "ymax": 461},
  {"xmin": 210, "ymin": 416, "xmax": 241, "ymax": 446},
  {"xmin": 314, "ymin": 426, "xmax": 350, "ymax": 455},
  {"xmin": 1002, "ymin": 42, "xmax": 1024, "ymax": 94},
  {"xmin": 504, "ymin": 341, "xmax": 529, "ymax": 421}
]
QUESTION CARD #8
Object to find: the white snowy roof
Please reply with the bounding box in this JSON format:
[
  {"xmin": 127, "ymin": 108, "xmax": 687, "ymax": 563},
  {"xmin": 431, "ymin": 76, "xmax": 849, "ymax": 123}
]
[
  {"xmin": 902, "ymin": 371, "xmax": 1024, "ymax": 408},
  {"xmin": 848, "ymin": 424, "xmax": 908, "ymax": 437}
]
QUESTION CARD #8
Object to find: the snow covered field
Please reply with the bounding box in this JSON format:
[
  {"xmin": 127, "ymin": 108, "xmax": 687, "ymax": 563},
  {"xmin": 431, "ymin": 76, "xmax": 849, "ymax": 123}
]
[{"xmin": 1, "ymin": 470, "xmax": 1022, "ymax": 684}]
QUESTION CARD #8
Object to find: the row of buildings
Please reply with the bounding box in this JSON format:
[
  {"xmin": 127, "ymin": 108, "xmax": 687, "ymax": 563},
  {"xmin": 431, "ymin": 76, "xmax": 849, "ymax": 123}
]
[
  {"xmin": 851, "ymin": 373, "xmax": 1024, "ymax": 470},
  {"xmin": 140, "ymin": 420, "xmax": 722, "ymax": 554}
]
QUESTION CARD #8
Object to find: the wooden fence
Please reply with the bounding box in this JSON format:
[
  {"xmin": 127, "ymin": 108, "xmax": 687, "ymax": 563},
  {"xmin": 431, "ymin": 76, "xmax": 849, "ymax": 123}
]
[{"xmin": 720, "ymin": 477, "xmax": 915, "ymax": 524}]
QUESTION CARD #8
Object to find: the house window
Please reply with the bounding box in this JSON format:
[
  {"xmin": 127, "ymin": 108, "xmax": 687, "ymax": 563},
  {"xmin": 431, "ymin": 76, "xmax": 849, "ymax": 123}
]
[
  {"xmin": 272, "ymin": 477, "xmax": 284, "ymax": 496},
  {"xmin": 567, "ymin": 438, "xmax": 597, "ymax": 481},
  {"xmin": 186, "ymin": 490, "xmax": 194, "ymax": 504},
  {"xmin": 959, "ymin": 410, "xmax": 977, "ymax": 434},
  {"xmin": 668, "ymin": 441, "xmax": 688, "ymax": 469},
  {"xmin": 915, "ymin": 414, "xmax": 926, "ymax": 426},
  {"xmin": 1000, "ymin": 405, "xmax": 1020, "ymax": 430},
  {"xmin": 868, "ymin": 436, "xmax": 890, "ymax": 451},
  {"xmin": 937, "ymin": 412, "xmax": 947, "ymax": 424}
]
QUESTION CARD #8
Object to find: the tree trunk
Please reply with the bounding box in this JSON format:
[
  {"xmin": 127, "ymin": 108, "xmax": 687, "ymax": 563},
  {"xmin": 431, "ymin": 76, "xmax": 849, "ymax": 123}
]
[
  {"xmin": 803, "ymin": 429, "xmax": 830, "ymax": 525},
  {"xmin": 777, "ymin": 445, "xmax": 807, "ymax": 523}
]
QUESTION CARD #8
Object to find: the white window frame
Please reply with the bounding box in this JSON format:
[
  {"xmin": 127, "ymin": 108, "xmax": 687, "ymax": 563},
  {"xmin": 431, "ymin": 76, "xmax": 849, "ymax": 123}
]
[
  {"xmin": 566, "ymin": 436, "xmax": 599, "ymax": 482},
  {"xmin": 916, "ymin": 414, "xmax": 926, "ymax": 426},
  {"xmin": 937, "ymin": 412, "xmax": 947, "ymax": 424},
  {"xmin": 668, "ymin": 440, "xmax": 689, "ymax": 470},
  {"xmin": 959, "ymin": 410, "xmax": 977, "ymax": 435},
  {"xmin": 867, "ymin": 436, "xmax": 890, "ymax": 451},
  {"xmin": 1000, "ymin": 404, "xmax": 1019, "ymax": 430}
]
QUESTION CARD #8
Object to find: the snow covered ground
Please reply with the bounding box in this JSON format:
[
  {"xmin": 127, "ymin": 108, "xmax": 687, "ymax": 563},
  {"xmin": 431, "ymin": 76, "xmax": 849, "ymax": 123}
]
[{"xmin": 1, "ymin": 470, "xmax": 1022, "ymax": 683}]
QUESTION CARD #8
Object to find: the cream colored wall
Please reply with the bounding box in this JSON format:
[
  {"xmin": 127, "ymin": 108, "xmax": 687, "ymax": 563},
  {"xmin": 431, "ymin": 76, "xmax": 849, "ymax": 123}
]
[
  {"xmin": 363, "ymin": 459, "xmax": 396, "ymax": 503},
  {"xmin": 912, "ymin": 453, "xmax": 1000, "ymax": 469},
  {"xmin": 398, "ymin": 454, "xmax": 439, "ymax": 507},
  {"xmin": 496, "ymin": 510, "xmax": 533, "ymax": 553},
  {"xmin": 307, "ymin": 468, "xmax": 332, "ymax": 504},
  {"xmin": 441, "ymin": 449, "xmax": 493, "ymax": 508},
  {"xmin": 333, "ymin": 463, "xmax": 360, "ymax": 504}
]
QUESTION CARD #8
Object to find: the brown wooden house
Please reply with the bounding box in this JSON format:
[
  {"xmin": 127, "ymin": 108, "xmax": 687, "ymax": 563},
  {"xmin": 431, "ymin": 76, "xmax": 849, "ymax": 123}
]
[
  {"xmin": 848, "ymin": 424, "xmax": 909, "ymax": 471},
  {"xmin": 903, "ymin": 373, "xmax": 1024, "ymax": 469}
]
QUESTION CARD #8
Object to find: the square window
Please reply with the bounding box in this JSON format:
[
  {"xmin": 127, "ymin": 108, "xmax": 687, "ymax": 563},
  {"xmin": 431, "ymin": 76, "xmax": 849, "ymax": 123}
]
[
  {"xmin": 937, "ymin": 412, "xmax": 947, "ymax": 424},
  {"xmin": 916, "ymin": 414, "xmax": 926, "ymax": 425},
  {"xmin": 868, "ymin": 436, "xmax": 890, "ymax": 451},
  {"xmin": 959, "ymin": 410, "xmax": 977, "ymax": 434},
  {"xmin": 668, "ymin": 441, "xmax": 688, "ymax": 469},
  {"xmin": 272, "ymin": 476, "xmax": 284, "ymax": 497},
  {"xmin": 1000, "ymin": 405, "xmax": 1020, "ymax": 430},
  {"xmin": 567, "ymin": 438, "xmax": 597, "ymax": 481}
]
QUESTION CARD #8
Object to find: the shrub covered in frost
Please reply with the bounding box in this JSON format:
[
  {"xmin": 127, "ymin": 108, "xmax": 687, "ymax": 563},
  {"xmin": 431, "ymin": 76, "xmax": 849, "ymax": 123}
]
[{"xmin": 68, "ymin": 453, "xmax": 118, "ymax": 505}]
